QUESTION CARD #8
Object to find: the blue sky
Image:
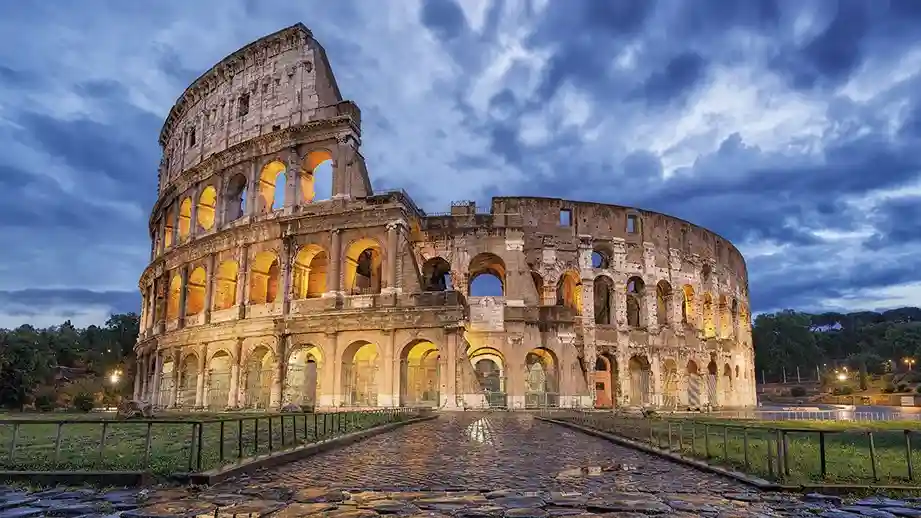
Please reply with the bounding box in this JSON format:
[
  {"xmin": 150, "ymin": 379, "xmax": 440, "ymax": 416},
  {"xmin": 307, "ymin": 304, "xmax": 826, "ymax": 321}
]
[{"xmin": 1, "ymin": 0, "xmax": 921, "ymax": 328}]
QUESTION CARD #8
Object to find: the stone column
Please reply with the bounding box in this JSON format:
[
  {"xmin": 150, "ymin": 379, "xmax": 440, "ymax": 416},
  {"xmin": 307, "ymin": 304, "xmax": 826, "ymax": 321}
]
[
  {"xmin": 325, "ymin": 229, "xmax": 342, "ymax": 296},
  {"xmin": 287, "ymin": 151, "xmax": 300, "ymax": 208},
  {"xmin": 157, "ymin": 217, "xmax": 167, "ymax": 255},
  {"xmin": 246, "ymin": 160, "xmax": 260, "ymax": 217},
  {"xmin": 195, "ymin": 343, "xmax": 207, "ymax": 408},
  {"xmin": 189, "ymin": 188, "xmax": 199, "ymax": 239},
  {"xmin": 384, "ymin": 221, "xmax": 401, "ymax": 292},
  {"xmin": 133, "ymin": 355, "xmax": 142, "ymax": 400},
  {"xmin": 270, "ymin": 334, "xmax": 286, "ymax": 409},
  {"xmin": 139, "ymin": 354, "xmax": 148, "ymax": 400},
  {"xmin": 151, "ymin": 351, "xmax": 163, "ymax": 407},
  {"xmin": 170, "ymin": 348, "xmax": 181, "ymax": 407},
  {"xmin": 380, "ymin": 331, "xmax": 396, "ymax": 407},
  {"xmin": 327, "ymin": 332, "xmax": 340, "ymax": 405},
  {"xmin": 236, "ymin": 246, "xmax": 250, "ymax": 319},
  {"xmin": 443, "ymin": 327, "xmax": 460, "ymax": 409},
  {"xmin": 203, "ymin": 254, "xmax": 215, "ymax": 323},
  {"xmin": 228, "ymin": 338, "xmax": 243, "ymax": 408},
  {"xmin": 281, "ymin": 239, "xmax": 294, "ymax": 315},
  {"xmin": 178, "ymin": 265, "xmax": 189, "ymax": 327}
]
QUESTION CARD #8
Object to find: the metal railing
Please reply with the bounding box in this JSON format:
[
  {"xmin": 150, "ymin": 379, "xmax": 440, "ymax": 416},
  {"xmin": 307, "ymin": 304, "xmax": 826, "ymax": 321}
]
[
  {"xmin": 542, "ymin": 409, "xmax": 921, "ymax": 486},
  {"xmin": 0, "ymin": 408, "xmax": 425, "ymax": 477},
  {"xmin": 676, "ymin": 409, "xmax": 921, "ymax": 422}
]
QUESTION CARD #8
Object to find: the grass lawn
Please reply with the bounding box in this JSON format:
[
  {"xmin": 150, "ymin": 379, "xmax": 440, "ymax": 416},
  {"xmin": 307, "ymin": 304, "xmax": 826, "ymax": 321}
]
[
  {"xmin": 561, "ymin": 413, "xmax": 921, "ymax": 486},
  {"xmin": 0, "ymin": 410, "xmax": 412, "ymax": 477}
]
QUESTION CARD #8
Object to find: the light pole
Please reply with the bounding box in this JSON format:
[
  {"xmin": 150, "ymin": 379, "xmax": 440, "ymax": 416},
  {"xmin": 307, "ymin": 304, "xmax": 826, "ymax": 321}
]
[{"xmin": 905, "ymin": 358, "xmax": 916, "ymax": 371}]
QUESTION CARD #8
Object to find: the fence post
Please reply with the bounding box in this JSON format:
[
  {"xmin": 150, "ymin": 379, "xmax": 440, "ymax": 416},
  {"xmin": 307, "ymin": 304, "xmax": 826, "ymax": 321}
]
[
  {"xmin": 782, "ymin": 431, "xmax": 790, "ymax": 477},
  {"xmin": 743, "ymin": 428, "xmax": 749, "ymax": 471},
  {"xmin": 906, "ymin": 430, "xmax": 914, "ymax": 482},
  {"xmin": 187, "ymin": 423, "xmax": 197, "ymax": 472},
  {"xmin": 868, "ymin": 432, "xmax": 879, "ymax": 482},
  {"xmin": 667, "ymin": 422, "xmax": 673, "ymax": 450},
  {"xmin": 219, "ymin": 421, "xmax": 226, "ymax": 462},
  {"xmin": 9, "ymin": 423, "xmax": 19, "ymax": 462},
  {"xmin": 704, "ymin": 424, "xmax": 710, "ymax": 458},
  {"xmin": 819, "ymin": 431, "xmax": 827, "ymax": 479},
  {"xmin": 53, "ymin": 423, "xmax": 63, "ymax": 466},
  {"xmin": 98, "ymin": 422, "xmax": 108, "ymax": 465},
  {"xmin": 774, "ymin": 429, "xmax": 784, "ymax": 480},
  {"xmin": 723, "ymin": 426, "xmax": 729, "ymax": 461},
  {"xmin": 144, "ymin": 422, "xmax": 153, "ymax": 469},
  {"xmin": 196, "ymin": 421, "xmax": 204, "ymax": 472},
  {"xmin": 238, "ymin": 420, "xmax": 244, "ymax": 461},
  {"xmin": 269, "ymin": 417, "xmax": 274, "ymax": 452}
]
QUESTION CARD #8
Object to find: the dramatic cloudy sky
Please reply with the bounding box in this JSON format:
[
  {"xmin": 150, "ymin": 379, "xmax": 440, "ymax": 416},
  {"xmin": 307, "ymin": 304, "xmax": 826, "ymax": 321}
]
[{"xmin": 1, "ymin": 0, "xmax": 920, "ymax": 328}]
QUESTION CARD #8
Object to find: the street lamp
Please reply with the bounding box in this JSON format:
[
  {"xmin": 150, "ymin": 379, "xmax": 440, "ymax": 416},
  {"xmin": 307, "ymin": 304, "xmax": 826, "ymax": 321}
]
[
  {"xmin": 109, "ymin": 369, "xmax": 122, "ymax": 385},
  {"xmin": 836, "ymin": 372, "xmax": 847, "ymax": 382},
  {"xmin": 905, "ymin": 358, "xmax": 916, "ymax": 371}
]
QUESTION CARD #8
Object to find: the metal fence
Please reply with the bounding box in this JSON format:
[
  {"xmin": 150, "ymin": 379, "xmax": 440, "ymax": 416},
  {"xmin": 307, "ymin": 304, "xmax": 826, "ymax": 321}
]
[
  {"xmin": 542, "ymin": 409, "xmax": 921, "ymax": 486},
  {"xmin": 677, "ymin": 409, "xmax": 921, "ymax": 422},
  {"xmin": 0, "ymin": 408, "xmax": 425, "ymax": 477}
]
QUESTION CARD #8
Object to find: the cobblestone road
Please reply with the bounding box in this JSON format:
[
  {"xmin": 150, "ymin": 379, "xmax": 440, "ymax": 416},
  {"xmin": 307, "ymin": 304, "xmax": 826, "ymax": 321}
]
[{"xmin": 248, "ymin": 412, "xmax": 750, "ymax": 493}]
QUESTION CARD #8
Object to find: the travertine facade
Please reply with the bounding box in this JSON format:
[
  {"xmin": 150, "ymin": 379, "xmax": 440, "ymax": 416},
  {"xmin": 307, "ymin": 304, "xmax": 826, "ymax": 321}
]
[{"xmin": 133, "ymin": 24, "xmax": 756, "ymax": 411}]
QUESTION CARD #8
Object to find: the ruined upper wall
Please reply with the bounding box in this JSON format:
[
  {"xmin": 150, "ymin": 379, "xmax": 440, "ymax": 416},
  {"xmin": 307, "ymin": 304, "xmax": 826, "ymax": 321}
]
[{"xmin": 157, "ymin": 23, "xmax": 344, "ymax": 194}]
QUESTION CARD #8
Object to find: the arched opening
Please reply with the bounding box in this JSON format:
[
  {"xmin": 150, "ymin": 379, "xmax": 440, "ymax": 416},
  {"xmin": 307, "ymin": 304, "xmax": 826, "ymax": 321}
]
[
  {"xmin": 662, "ymin": 359, "xmax": 679, "ymax": 409},
  {"xmin": 258, "ymin": 160, "xmax": 287, "ymax": 213},
  {"xmin": 681, "ymin": 285, "xmax": 695, "ymax": 325},
  {"xmin": 286, "ymin": 346, "xmax": 322, "ymax": 408},
  {"xmin": 555, "ymin": 271, "xmax": 582, "ymax": 313},
  {"xmin": 468, "ymin": 253, "xmax": 506, "ymax": 296},
  {"xmin": 244, "ymin": 346, "xmax": 274, "ymax": 409},
  {"xmin": 530, "ymin": 271, "xmax": 544, "ymax": 302},
  {"xmin": 656, "ymin": 281, "xmax": 671, "ymax": 326},
  {"xmin": 178, "ymin": 354, "xmax": 199, "ymax": 408},
  {"xmin": 158, "ymin": 358, "xmax": 174, "ymax": 408},
  {"xmin": 723, "ymin": 363, "xmax": 733, "ymax": 407},
  {"xmin": 197, "ymin": 186, "xmax": 217, "ymax": 231},
  {"xmin": 593, "ymin": 275, "xmax": 614, "ymax": 325},
  {"xmin": 707, "ymin": 359, "xmax": 719, "ymax": 406},
  {"xmin": 249, "ymin": 251, "xmax": 280, "ymax": 304},
  {"xmin": 731, "ymin": 299, "xmax": 739, "ymax": 338},
  {"xmin": 591, "ymin": 249, "xmax": 609, "ymax": 269},
  {"xmin": 292, "ymin": 245, "xmax": 328, "ymax": 299},
  {"xmin": 344, "ymin": 238, "xmax": 383, "ymax": 295},
  {"xmin": 626, "ymin": 276, "xmax": 645, "ymax": 328},
  {"xmin": 163, "ymin": 206, "xmax": 176, "ymax": 247},
  {"xmin": 421, "ymin": 257, "xmax": 452, "ymax": 291},
  {"xmin": 301, "ymin": 150, "xmax": 334, "ymax": 203},
  {"xmin": 524, "ymin": 348, "xmax": 560, "ymax": 408},
  {"xmin": 212, "ymin": 261, "xmax": 238, "ymax": 311},
  {"xmin": 206, "ymin": 351, "xmax": 232, "ymax": 410},
  {"xmin": 400, "ymin": 340, "xmax": 440, "ymax": 407},
  {"xmin": 223, "ymin": 173, "xmax": 248, "ymax": 222},
  {"xmin": 719, "ymin": 295, "xmax": 731, "ymax": 338},
  {"xmin": 703, "ymin": 293, "xmax": 716, "ymax": 338},
  {"xmin": 469, "ymin": 347, "xmax": 506, "ymax": 408},
  {"xmin": 178, "ymin": 197, "xmax": 192, "ymax": 241},
  {"xmin": 341, "ymin": 341, "xmax": 379, "ymax": 407},
  {"xmin": 593, "ymin": 354, "xmax": 619, "ymax": 408},
  {"xmin": 166, "ymin": 274, "xmax": 182, "ymax": 320},
  {"xmin": 185, "ymin": 266, "xmax": 206, "ymax": 316},
  {"xmin": 687, "ymin": 360, "xmax": 702, "ymax": 408},
  {"xmin": 628, "ymin": 355, "xmax": 651, "ymax": 406}
]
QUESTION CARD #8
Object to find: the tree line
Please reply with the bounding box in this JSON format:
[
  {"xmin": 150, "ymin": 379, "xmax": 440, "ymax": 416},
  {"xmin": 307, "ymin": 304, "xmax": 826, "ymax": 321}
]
[
  {"xmin": 0, "ymin": 313, "xmax": 138, "ymax": 410},
  {"xmin": 753, "ymin": 307, "xmax": 921, "ymax": 382}
]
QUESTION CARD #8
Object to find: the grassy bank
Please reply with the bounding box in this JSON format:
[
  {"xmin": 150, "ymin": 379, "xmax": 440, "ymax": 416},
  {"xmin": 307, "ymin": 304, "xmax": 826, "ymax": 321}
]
[
  {"xmin": 558, "ymin": 412, "xmax": 921, "ymax": 486},
  {"xmin": 0, "ymin": 410, "xmax": 412, "ymax": 476}
]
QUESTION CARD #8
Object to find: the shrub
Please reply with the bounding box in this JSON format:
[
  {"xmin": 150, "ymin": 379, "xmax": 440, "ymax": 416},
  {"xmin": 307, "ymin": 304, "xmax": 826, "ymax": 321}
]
[
  {"xmin": 34, "ymin": 391, "xmax": 56, "ymax": 412},
  {"xmin": 72, "ymin": 392, "xmax": 95, "ymax": 412},
  {"xmin": 883, "ymin": 385, "xmax": 896, "ymax": 394},
  {"xmin": 832, "ymin": 386, "xmax": 854, "ymax": 396},
  {"xmin": 915, "ymin": 385, "xmax": 921, "ymax": 394},
  {"xmin": 790, "ymin": 386, "xmax": 807, "ymax": 397},
  {"xmin": 898, "ymin": 384, "xmax": 909, "ymax": 393}
]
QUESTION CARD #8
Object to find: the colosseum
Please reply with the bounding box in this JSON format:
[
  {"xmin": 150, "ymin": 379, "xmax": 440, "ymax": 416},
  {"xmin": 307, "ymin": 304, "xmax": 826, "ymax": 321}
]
[{"xmin": 132, "ymin": 23, "xmax": 756, "ymax": 412}]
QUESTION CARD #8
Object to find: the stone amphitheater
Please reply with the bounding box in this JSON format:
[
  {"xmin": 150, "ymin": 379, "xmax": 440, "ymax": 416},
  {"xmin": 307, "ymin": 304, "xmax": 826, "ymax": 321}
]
[{"xmin": 133, "ymin": 23, "xmax": 756, "ymax": 411}]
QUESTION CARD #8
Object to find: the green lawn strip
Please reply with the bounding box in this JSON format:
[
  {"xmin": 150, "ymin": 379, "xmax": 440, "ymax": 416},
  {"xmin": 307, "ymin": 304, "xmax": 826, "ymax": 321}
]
[
  {"xmin": 0, "ymin": 412, "xmax": 408, "ymax": 476},
  {"xmin": 562, "ymin": 415, "xmax": 921, "ymax": 486}
]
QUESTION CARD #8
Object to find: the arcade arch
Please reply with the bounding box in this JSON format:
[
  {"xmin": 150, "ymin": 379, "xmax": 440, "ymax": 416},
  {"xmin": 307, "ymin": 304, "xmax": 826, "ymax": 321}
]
[
  {"xmin": 469, "ymin": 347, "xmax": 506, "ymax": 407},
  {"xmin": 681, "ymin": 285, "xmax": 695, "ymax": 325},
  {"xmin": 593, "ymin": 275, "xmax": 615, "ymax": 325},
  {"xmin": 178, "ymin": 197, "xmax": 192, "ymax": 240},
  {"xmin": 243, "ymin": 346, "xmax": 274, "ymax": 409},
  {"xmin": 626, "ymin": 276, "xmax": 645, "ymax": 328},
  {"xmin": 656, "ymin": 281, "xmax": 671, "ymax": 326},
  {"xmin": 167, "ymin": 274, "xmax": 181, "ymax": 320},
  {"xmin": 593, "ymin": 354, "xmax": 619, "ymax": 408},
  {"xmin": 223, "ymin": 173, "xmax": 247, "ymax": 222},
  {"xmin": 185, "ymin": 267, "xmax": 206, "ymax": 315},
  {"xmin": 342, "ymin": 341, "xmax": 380, "ymax": 407},
  {"xmin": 301, "ymin": 150, "xmax": 334, "ymax": 203},
  {"xmin": 249, "ymin": 251, "xmax": 280, "ymax": 304},
  {"xmin": 206, "ymin": 350, "xmax": 232, "ymax": 410},
  {"xmin": 197, "ymin": 186, "xmax": 217, "ymax": 231},
  {"xmin": 524, "ymin": 347, "xmax": 560, "ymax": 408},
  {"xmin": 258, "ymin": 160, "xmax": 287, "ymax": 212},
  {"xmin": 286, "ymin": 345, "xmax": 322, "ymax": 407},
  {"xmin": 400, "ymin": 340, "xmax": 440, "ymax": 407},
  {"xmin": 212, "ymin": 261, "xmax": 238, "ymax": 310},
  {"xmin": 344, "ymin": 238, "xmax": 382, "ymax": 295},
  {"xmin": 292, "ymin": 245, "xmax": 328, "ymax": 299},
  {"xmin": 178, "ymin": 353, "xmax": 199, "ymax": 408},
  {"xmin": 628, "ymin": 355, "xmax": 651, "ymax": 406},
  {"xmin": 556, "ymin": 271, "xmax": 582, "ymax": 313},
  {"xmin": 421, "ymin": 257, "xmax": 452, "ymax": 291}
]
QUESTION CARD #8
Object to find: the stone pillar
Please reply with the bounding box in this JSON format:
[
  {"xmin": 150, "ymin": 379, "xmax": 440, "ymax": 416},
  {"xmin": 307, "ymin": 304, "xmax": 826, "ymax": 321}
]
[
  {"xmin": 228, "ymin": 338, "xmax": 243, "ymax": 408},
  {"xmin": 237, "ymin": 246, "xmax": 250, "ymax": 318},
  {"xmin": 157, "ymin": 217, "xmax": 167, "ymax": 255},
  {"xmin": 169, "ymin": 348, "xmax": 180, "ymax": 407},
  {"xmin": 270, "ymin": 334, "xmax": 286, "ymax": 409},
  {"xmin": 178, "ymin": 265, "xmax": 189, "ymax": 327},
  {"xmin": 203, "ymin": 254, "xmax": 215, "ymax": 323},
  {"xmin": 384, "ymin": 221, "xmax": 401, "ymax": 292},
  {"xmin": 443, "ymin": 327, "xmax": 460, "ymax": 409},
  {"xmin": 139, "ymin": 354, "xmax": 149, "ymax": 400},
  {"xmin": 151, "ymin": 351, "xmax": 163, "ymax": 407},
  {"xmin": 325, "ymin": 229, "xmax": 342, "ymax": 296},
  {"xmin": 189, "ymin": 188, "xmax": 199, "ymax": 239},
  {"xmin": 195, "ymin": 344, "xmax": 207, "ymax": 408},
  {"xmin": 133, "ymin": 355, "xmax": 142, "ymax": 400},
  {"xmin": 380, "ymin": 331, "xmax": 396, "ymax": 407},
  {"xmin": 327, "ymin": 332, "xmax": 340, "ymax": 405},
  {"xmin": 281, "ymin": 239, "xmax": 294, "ymax": 315},
  {"xmin": 246, "ymin": 160, "xmax": 260, "ymax": 217},
  {"xmin": 645, "ymin": 279, "xmax": 658, "ymax": 333},
  {"xmin": 287, "ymin": 151, "xmax": 300, "ymax": 208}
]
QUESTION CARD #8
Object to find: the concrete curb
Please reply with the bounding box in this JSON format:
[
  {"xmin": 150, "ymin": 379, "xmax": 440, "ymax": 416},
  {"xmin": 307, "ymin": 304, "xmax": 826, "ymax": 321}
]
[
  {"xmin": 537, "ymin": 417, "xmax": 782, "ymax": 491},
  {"xmin": 0, "ymin": 471, "xmax": 150, "ymax": 487},
  {"xmin": 185, "ymin": 414, "xmax": 438, "ymax": 485}
]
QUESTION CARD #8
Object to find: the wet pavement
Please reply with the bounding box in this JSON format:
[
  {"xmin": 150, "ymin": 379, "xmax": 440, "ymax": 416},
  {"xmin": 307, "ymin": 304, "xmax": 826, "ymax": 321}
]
[{"xmin": 2, "ymin": 413, "xmax": 921, "ymax": 516}]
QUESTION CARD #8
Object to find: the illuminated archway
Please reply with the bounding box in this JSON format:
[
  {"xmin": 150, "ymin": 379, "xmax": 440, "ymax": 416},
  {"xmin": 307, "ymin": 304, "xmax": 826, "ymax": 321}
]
[
  {"xmin": 341, "ymin": 341, "xmax": 379, "ymax": 407},
  {"xmin": 469, "ymin": 347, "xmax": 506, "ymax": 408},
  {"xmin": 301, "ymin": 150, "xmax": 334, "ymax": 203},
  {"xmin": 719, "ymin": 295, "xmax": 732, "ymax": 338},
  {"xmin": 166, "ymin": 274, "xmax": 182, "ymax": 320},
  {"xmin": 524, "ymin": 347, "xmax": 560, "ymax": 408},
  {"xmin": 292, "ymin": 245, "xmax": 328, "ymax": 299},
  {"xmin": 163, "ymin": 206, "xmax": 176, "ymax": 247},
  {"xmin": 185, "ymin": 267, "xmax": 206, "ymax": 316},
  {"xmin": 223, "ymin": 173, "xmax": 247, "ymax": 222},
  {"xmin": 422, "ymin": 257, "xmax": 452, "ymax": 291},
  {"xmin": 400, "ymin": 340, "xmax": 440, "ymax": 407},
  {"xmin": 344, "ymin": 238, "xmax": 382, "ymax": 295},
  {"xmin": 286, "ymin": 345, "xmax": 322, "ymax": 407},
  {"xmin": 723, "ymin": 363, "xmax": 733, "ymax": 406},
  {"xmin": 258, "ymin": 160, "xmax": 286, "ymax": 213},
  {"xmin": 178, "ymin": 197, "xmax": 192, "ymax": 241},
  {"xmin": 249, "ymin": 251, "xmax": 280, "ymax": 304},
  {"xmin": 206, "ymin": 351, "xmax": 232, "ymax": 410},
  {"xmin": 212, "ymin": 261, "xmax": 238, "ymax": 310},
  {"xmin": 628, "ymin": 355, "xmax": 651, "ymax": 406},
  {"xmin": 468, "ymin": 253, "xmax": 506, "ymax": 296},
  {"xmin": 662, "ymin": 358, "xmax": 679, "ymax": 409},
  {"xmin": 626, "ymin": 276, "xmax": 645, "ymax": 328},
  {"xmin": 243, "ymin": 346, "xmax": 274, "ymax": 409},
  {"xmin": 556, "ymin": 270, "xmax": 582, "ymax": 313},
  {"xmin": 158, "ymin": 358, "xmax": 174, "ymax": 408},
  {"xmin": 682, "ymin": 285, "xmax": 695, "ymax": 325},
  {"xmin": 703, "ymin": 293, "xmax": 716, "ymax": 338},
  {"xmin": 178, "ymin": 354, "xmax": 199, "ymax": 408},
  {"xmin": 594, "ymin": 275, "xmax": 615, "ymax": 325},
  {"xmin": 197, "ymin": 186, "xmax": 217, "ymax": 231},
  {"xmin": 593, "ymin": 354, "xmax": 619, "ymax": 408}
]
